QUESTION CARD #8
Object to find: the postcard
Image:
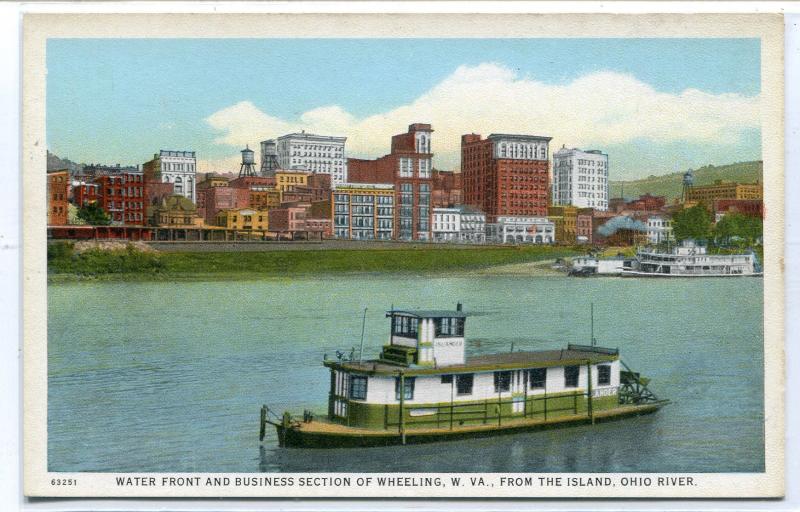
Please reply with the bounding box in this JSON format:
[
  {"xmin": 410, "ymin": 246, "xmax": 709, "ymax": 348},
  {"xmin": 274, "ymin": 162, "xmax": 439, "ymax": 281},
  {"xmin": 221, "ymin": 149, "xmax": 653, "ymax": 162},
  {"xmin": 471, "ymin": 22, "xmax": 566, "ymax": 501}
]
[{"xmin": 23, "ymin": 12, "xmax": 784, "ymax": 499}]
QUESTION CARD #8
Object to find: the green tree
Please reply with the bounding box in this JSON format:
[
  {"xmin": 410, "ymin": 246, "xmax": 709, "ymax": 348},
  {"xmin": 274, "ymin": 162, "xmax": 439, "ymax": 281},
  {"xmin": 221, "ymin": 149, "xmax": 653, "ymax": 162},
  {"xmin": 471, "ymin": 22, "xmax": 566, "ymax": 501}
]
[
  {"xmin": 76, "ymin": 203, "xmax": 111, "ymax": 225},
  {"xmin": 672, "ymin": 204, "xmax": 711, "ymax": 242},
  {"xmin": 713, "ymin": 213, "xmax": 763, "ymax": 247}
]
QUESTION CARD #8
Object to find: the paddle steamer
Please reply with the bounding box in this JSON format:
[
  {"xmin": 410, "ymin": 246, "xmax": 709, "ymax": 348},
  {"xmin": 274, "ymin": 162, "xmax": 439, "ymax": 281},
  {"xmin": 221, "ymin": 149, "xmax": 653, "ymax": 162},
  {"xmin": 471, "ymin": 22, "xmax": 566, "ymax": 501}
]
[
  {"xmin": 622, "ymin": 240, "xmax": 761, "ymax": 277},
  {"xmin": 259, "ymin": 304, "xmax": 667, "ymax": 448}
]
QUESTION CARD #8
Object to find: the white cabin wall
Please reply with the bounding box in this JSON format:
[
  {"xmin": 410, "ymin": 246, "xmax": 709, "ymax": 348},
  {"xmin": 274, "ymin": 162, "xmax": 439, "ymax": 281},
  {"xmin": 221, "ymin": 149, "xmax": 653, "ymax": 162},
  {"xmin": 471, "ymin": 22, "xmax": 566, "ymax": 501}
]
[
  {"xmin": 365, "ymin": 376, "xmax": 395, "ymax": 403},
  {"xmin": 360, "ymin": 360, "xmax": 619, "ymax": 405},
  {"xmin": 432, "ymin": 337, "xmax": 465, "ymax": 366}
]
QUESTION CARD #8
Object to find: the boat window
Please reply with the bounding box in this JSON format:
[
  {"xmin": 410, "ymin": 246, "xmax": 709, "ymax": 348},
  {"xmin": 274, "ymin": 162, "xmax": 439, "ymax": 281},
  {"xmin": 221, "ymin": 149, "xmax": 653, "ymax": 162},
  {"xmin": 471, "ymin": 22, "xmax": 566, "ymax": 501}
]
[
  {"xmin": 395, "ymin": 377, "xmax": 416, "ymax": 400},
  {"xmin": 564, "ymin": 366, "xmax": 580, "ymax": 388},
  {"xmin": 435, "ymin": 317, "xmax": 464, "ymax": 337},
  {"xmin": 528, "ymin": 368, "xmax": 546, "ymax": 389},
  {"xmin": 456, "ymin": 374, "xmax": 473, "ymax": 395},
  {"xmin": 349, "ymin": 375, "xmax": 368, "ymax": 400},
  {"xmin": 597, "ymin": 365, "xmax": 611, "ymax": 386},
  {"xmin": 441, "ymin": 375, "xmax": 453, "ymax": 384},
  {"xmin": 494, "ymin": 371, "xmax": 512, "ymax": 392},
  {"xmin": 392, "ymin": 315, "xmax": 418, "ymax": 337}
]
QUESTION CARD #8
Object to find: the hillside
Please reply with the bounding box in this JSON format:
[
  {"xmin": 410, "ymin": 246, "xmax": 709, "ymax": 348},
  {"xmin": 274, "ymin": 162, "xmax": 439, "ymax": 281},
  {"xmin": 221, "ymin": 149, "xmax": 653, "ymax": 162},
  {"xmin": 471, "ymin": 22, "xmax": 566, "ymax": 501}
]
[
  {"xmin": 609, "ymin": 161, "xmax": 763, "ymax": 201},
  {"xmin": 47, "ymin": 151, "xmax": 83, "ymax": 174}
]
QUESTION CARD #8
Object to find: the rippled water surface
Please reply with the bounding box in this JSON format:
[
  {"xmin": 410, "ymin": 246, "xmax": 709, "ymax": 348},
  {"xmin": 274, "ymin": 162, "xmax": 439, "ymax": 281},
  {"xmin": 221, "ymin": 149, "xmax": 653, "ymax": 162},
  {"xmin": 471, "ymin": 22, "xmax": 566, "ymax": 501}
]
[{"xmin": 48, "ymin": 275, "xmax": 764, "ymax": 472}]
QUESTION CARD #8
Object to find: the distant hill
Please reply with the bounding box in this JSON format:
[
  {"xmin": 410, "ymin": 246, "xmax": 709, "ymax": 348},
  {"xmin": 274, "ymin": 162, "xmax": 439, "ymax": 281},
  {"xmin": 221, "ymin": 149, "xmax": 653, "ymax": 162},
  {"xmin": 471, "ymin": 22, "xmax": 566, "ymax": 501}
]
[
  {"xmin": 609, "ymin": 161, "xmax": 763, "ymax": 201},
  {"xmin": 47, "ymin": 151, "xmax": 83, "ymax": 174}
]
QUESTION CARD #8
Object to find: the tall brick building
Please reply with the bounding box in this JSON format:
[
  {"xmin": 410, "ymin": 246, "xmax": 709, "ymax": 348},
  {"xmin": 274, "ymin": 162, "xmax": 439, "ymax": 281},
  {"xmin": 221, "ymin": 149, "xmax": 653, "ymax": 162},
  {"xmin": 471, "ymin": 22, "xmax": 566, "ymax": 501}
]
[
  {"xmin": 47, "ymin": 170, "xmax": 69, "ymax": 225},
  {"xmin": 347, "ymin": 123, "xmax": 434, "ymax": 240},
  {"xmin": 461, "ymin": 133, "xmax": 552, "ymax": 221},
  {"xmin": 95, "ymin": 171, "xmax": 147, "ymax": 225}
]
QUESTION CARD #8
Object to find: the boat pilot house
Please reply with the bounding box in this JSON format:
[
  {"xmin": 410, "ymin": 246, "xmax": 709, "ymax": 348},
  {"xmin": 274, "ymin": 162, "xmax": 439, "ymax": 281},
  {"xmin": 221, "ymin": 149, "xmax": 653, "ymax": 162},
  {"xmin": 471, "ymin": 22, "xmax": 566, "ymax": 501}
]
[{"xmin": 259, "ymin": 303, "xmax": 665, "ymax": 448}]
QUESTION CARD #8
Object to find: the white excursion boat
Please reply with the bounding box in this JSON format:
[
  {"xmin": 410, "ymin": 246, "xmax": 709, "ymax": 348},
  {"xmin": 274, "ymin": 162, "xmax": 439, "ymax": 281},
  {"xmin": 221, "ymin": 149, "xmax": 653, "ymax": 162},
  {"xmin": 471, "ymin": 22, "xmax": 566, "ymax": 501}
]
[{"xmin": 622, "ymin": 240, "xmax": 762, "ymax": 278}]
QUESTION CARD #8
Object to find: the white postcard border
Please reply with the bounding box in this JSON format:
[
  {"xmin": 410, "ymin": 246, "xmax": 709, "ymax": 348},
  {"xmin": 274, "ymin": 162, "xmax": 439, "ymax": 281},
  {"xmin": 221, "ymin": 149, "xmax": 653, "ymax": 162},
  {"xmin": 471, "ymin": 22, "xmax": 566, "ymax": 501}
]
[{"xmin": 21, "ymin": 11, "xmax": 785, "ymax": 499}]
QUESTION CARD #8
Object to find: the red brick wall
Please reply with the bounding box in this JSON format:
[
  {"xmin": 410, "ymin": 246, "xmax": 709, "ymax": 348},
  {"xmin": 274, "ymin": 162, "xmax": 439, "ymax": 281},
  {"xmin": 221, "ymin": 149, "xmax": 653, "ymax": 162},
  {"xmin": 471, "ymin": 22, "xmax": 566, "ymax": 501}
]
[
  {"xmin": 461, "ymin": 135, "xmax": 548, "ymax": 219},
  {"xmin": 203, "ymin": 186, "xmax": 250, "ymax": 224},
  {"xmin": 95, "ymin": 173, "xmax": 146, "ymax": 225},
  {"xmin": 47, "ymin": 171, "xmax": 69, "ymax": 225}
]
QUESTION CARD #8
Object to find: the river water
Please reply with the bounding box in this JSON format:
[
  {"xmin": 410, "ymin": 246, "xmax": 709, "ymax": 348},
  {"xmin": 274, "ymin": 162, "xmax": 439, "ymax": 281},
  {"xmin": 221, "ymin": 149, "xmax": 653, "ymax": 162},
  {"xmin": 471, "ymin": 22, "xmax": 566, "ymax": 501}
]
[{"xmin": 47, "ymin": 275, "xmax": 764, "ymax": 473}]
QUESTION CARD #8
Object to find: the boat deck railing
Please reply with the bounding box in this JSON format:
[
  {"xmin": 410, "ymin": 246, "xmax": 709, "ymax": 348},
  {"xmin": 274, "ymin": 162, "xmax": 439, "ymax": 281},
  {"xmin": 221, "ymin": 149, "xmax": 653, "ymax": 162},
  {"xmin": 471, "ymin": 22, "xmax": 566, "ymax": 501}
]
[{"xmin": 383, "ymin": 389, "xmax": 592, "ymax": 431}]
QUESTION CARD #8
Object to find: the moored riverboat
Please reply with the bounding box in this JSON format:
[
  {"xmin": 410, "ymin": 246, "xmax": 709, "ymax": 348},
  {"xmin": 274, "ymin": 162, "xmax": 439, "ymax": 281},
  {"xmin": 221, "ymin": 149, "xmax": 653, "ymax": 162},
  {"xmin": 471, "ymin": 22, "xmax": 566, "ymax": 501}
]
[
  {"xmin": 259, "ymin": 304, "xmax": 668, "ymax": 448},
  {"xmin": 622, "ymin": 240, "xmax": 762, "ymax": 277}
]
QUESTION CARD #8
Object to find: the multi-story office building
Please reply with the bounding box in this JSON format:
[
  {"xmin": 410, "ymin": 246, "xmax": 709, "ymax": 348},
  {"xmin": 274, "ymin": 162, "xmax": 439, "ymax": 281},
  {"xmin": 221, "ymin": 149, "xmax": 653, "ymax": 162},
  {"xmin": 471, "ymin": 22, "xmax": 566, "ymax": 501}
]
[
  {"xmin": 552, "ymin": 146, "xmax": 609, "ymax": 211},
  {"xmin": 142, "ymin": 150, "xmax": 197, "ymax": 203},
  {"xmin": 95, "ymin": 170, "xmax": 147, "ymax": 225},
  {"xmin": 685, "ymin": 180, "xmax": 763, "ymax": 203},
  {"xmin": 332, "ymin": 183, "xmax": 395, "ymax": 240},
  {"xmin": 275, "ymin": 132, "xmax": 348, "ymax": 186},
  {"xmin": 461, "ymin": 133, "xmax": 552, "ymax": 220},
  {"xmin": 347, "ymin": 123, "xmax": 434, "ymax": 240}
]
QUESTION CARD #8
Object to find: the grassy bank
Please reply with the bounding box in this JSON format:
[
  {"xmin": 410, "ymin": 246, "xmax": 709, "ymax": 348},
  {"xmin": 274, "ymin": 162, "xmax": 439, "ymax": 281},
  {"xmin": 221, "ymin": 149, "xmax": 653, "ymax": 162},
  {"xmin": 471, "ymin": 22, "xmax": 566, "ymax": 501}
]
[{"xmin": 47, "ymin": 242, "xmax": 579, "ymax": 281}]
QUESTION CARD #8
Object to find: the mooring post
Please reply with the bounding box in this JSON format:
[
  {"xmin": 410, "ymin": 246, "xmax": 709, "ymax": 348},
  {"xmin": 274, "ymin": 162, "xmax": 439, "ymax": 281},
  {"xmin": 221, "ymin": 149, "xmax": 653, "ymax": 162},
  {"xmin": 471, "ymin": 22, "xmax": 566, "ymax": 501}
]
[
  {"xmin": 587, "ymin": 361, "xmax": 594, "ymax": 425},
  {"xmin": 259, "ymin": 405, "xmax": 267, "ymax": 441},
  {"xmin": 399, "ymin": 372, "xmax": 406, "ymax": 445}
]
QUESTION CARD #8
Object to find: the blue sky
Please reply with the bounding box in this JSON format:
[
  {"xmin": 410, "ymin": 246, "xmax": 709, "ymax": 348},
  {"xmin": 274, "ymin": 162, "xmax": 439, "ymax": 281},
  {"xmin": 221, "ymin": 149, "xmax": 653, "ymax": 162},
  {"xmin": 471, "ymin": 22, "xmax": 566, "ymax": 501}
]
[{"xmin": 46, "ymin": 38, "xmax": 761, "ymax": 179}]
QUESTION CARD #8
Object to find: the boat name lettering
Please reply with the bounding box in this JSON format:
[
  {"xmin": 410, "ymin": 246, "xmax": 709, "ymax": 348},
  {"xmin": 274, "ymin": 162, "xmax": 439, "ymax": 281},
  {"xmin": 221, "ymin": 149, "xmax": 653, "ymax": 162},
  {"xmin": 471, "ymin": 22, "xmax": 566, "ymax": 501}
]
[{"xmin": 593, "ymin": 386, "xmax": 618, "ymax": 397}]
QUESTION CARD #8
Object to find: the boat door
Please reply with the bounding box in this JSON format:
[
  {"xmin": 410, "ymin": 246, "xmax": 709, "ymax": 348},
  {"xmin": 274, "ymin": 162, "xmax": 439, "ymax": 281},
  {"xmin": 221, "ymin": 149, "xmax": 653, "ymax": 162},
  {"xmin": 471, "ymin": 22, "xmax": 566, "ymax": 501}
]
[{"xmin": 512, "ymin": 370, "xmax": 525, "ymax": 414}]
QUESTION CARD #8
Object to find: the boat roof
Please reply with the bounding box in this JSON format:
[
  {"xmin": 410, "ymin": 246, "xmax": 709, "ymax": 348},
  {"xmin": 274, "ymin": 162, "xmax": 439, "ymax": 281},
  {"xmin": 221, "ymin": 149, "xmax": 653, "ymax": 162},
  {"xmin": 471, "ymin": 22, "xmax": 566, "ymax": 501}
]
[
  {"xmin": 325, "ymin": 346, "xmax": 618, "ymax": 376},
  {"xmin": 387, "ymin": 309, "xmax": 469, "ymax": 318}
]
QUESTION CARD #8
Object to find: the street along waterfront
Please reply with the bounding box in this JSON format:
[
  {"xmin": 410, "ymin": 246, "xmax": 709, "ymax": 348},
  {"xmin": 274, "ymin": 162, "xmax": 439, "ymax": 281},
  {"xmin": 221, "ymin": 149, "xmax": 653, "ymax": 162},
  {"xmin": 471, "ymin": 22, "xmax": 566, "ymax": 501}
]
[{"xmin": 47, "ymin": 274, "xmax": 764, "ymax": 473}]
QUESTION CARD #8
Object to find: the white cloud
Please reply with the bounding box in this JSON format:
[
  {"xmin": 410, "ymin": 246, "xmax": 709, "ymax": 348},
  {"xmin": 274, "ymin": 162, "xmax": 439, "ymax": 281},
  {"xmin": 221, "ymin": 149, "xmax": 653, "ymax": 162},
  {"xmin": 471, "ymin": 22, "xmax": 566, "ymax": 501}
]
[{"xmin": 201, "ymin": 63, "xmax": 759, "ymax": 172}]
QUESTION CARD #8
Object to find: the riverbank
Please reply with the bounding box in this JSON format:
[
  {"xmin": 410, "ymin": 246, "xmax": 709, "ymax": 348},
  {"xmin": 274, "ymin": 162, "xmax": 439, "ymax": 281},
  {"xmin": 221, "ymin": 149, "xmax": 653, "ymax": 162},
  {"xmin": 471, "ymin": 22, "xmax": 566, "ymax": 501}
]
[{"xmin": 47, "ymin": 241, "xmax": 579, "ymax": 282}]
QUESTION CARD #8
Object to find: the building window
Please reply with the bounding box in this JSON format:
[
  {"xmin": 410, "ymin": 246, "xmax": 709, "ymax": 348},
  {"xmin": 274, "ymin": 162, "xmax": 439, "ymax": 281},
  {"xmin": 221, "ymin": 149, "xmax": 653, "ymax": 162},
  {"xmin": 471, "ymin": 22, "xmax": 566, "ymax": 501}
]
[
  {"xmin": 564, "ymin": 366, "xmax": 580, "ymax": 388},
  {"xmin": 528, "ymin": 368, "xmax": 546, "ymax": 389},
  {"xmin": 419, "ymin": 159, "xmax": 431, "ymax": 178},
  {"xmin": 597, "ymin": 365, "xmax": 611, "ymax": 386},
  {"xmin": 494, "ymin": 371, "xmax": 512, "ymax": 392},
  {"xmin": 456, "ymin": 374, "xmax": 473, "ymax": 395},
  {"xmin": 441, "ymin": 375, "xmax": 453, "ymax": 384},
  {"xmin": 349, "ymin": 375, "xmax": 368, "ymax": 400},
  {"xmin": 399, "ymin": 158, "xmax": 413, "ymax": 177},
  {"xmin": 395, "ymin": 377, "xmax": 415, "ymax": 401}
]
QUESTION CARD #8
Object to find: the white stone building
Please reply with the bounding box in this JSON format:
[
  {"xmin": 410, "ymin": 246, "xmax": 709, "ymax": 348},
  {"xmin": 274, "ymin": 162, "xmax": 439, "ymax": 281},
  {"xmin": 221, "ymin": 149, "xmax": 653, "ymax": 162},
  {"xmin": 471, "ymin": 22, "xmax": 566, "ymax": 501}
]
[
  {"xmin": 145, "ymin": 150, "xmax": 197, "ymax": 203},
  {"xmin": 646, "ymin": 215, "xmax": 674, "ymax": 244},
  {"xmin": 432, "ymin": 206, "xmax": 486, "ymax": 243},
  {"xmin": 432, "ymin": 208, "xmax": 460, "ymax": 242},
  {"xmin": 552, "ymin": 146, "xmax": 609, "ymax": 211},
  {"xmin": 457, "ymin": 206, "xmax": 487, "ymax": 243},
  {"xmin": 275, "ymin": 132, "xmax": 348, "ymax": 186},
  {"xmin": 486, "ymin": 216, "xmax": 555, "ymax": 244}
]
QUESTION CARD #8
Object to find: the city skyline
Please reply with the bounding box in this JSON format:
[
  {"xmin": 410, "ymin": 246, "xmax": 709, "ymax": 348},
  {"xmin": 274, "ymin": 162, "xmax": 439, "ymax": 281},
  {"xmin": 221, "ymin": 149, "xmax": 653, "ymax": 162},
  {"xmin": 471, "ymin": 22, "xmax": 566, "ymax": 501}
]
[{"xmin": 47, "ymin": 38, "xmax": 761, "ymax": 180}]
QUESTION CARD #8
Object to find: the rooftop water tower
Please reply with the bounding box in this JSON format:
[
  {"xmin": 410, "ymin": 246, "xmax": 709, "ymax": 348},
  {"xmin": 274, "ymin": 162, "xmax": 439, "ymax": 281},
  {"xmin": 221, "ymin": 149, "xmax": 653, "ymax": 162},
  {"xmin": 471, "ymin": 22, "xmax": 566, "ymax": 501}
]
[
  {"xmin": 239, "ymin": 145, "xmax": 257, "ymax": 177},
  {"xmin": 260, "ymin": 139, "xmax": 280, "ymax": 176}
]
